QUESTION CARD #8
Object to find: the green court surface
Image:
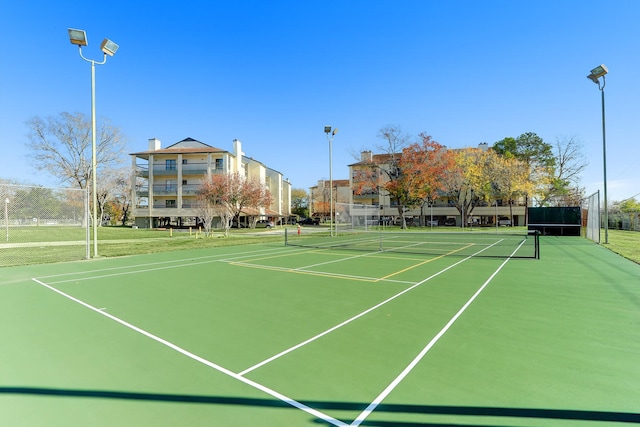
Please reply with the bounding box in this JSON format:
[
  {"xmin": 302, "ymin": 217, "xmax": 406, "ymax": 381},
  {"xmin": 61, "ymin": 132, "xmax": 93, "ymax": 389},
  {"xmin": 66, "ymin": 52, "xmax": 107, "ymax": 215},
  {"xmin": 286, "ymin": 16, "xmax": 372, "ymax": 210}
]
[{"xmin": 0, "ymin": 235, "xmax": 638, "ymax": 426}]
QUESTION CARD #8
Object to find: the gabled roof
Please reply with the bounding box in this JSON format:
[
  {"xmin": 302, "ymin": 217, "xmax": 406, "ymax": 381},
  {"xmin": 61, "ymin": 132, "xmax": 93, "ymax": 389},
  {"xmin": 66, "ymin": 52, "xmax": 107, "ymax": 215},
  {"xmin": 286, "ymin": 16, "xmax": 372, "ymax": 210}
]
[{"xmin": 130, "ymin": 137, "xmax": 228, "ymax": 156}]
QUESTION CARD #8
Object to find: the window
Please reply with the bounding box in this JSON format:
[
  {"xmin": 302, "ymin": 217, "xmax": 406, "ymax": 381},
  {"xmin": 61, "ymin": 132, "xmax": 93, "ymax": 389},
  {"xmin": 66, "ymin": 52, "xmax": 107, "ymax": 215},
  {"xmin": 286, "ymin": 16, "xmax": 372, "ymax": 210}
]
[
  {"xmin": 182, "ymin": 180, "xmax": 187, "ymax": 185},
  {"xmin": 166, "ymin": 159, "xmax": 176, "ymax": 170},
  {"xmin": 215, "ymin": 158, "xmax": 223, "ymax": 170},
  {"xmin": 166, "ymin": 200, "xmax": 176, "ymax": 208},
  {"xmin": 182, "ymin": 159, "xmax": 188, "ymax": 164}
]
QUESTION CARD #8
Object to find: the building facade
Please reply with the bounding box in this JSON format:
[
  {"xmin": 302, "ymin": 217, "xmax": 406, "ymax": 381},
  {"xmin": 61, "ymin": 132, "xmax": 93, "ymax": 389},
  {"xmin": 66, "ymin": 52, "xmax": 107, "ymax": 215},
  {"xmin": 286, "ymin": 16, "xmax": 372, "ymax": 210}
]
[
  {"xmin": 130, "ymin": 137, "xmax": 291, "ymax": 228},
  {"xmin": 347, "ymin": 149, "xmax": 527, "ymax": 227}
]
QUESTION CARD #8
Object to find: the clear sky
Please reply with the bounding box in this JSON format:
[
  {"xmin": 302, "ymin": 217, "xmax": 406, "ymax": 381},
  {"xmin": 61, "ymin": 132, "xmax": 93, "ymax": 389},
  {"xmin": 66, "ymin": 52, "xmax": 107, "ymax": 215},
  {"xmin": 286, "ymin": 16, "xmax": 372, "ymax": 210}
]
[{"xmin": 1, "ymin": 1, "xmax": 638, "ymax": 202}]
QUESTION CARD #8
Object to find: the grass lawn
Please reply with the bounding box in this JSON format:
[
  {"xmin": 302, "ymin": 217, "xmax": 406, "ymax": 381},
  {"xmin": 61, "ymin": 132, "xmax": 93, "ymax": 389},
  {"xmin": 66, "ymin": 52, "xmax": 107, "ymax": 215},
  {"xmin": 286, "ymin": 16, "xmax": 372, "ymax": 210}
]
[
  {"xmin": 2, "ymin": 224, "xmax": 639, "ymax": 267},
  {"xmin": 603, "ymin": 228, "xmax": 640, "ymax": 264}
]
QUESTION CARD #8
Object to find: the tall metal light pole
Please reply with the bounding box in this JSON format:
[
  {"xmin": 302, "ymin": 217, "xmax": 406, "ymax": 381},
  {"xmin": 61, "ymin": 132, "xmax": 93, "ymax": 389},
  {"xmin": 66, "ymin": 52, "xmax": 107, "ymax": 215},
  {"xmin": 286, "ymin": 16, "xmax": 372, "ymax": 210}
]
[
  {"xmin": 324, "ymin": 126, "xmax": 338, "ymax": 237},
  {"xmin": 68, "ymin": 28, "xmax": 119, "ymax": 257},
  {"xmin": 587, "ymin": 64, "xmax": 609, "ymax": 244},
  {"xmin": 4, "ymin": 198, "xmax": 9, "ymax": 242}
]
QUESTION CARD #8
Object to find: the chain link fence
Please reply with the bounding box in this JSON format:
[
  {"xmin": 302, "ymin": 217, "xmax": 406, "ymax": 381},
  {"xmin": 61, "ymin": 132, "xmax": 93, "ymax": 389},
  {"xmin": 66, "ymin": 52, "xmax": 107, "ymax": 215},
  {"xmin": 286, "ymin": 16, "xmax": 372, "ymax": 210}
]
[{"xmin": 0, "ymin": 184, "xmax": 89, "ymax": 267}]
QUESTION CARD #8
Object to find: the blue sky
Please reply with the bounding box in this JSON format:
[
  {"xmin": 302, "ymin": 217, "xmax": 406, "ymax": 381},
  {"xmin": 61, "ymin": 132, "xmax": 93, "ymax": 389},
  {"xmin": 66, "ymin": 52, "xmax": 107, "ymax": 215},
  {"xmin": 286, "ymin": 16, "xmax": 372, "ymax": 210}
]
[{"xmin": 1, "ymin": 1, "xmax": 638, "ymax": 202}]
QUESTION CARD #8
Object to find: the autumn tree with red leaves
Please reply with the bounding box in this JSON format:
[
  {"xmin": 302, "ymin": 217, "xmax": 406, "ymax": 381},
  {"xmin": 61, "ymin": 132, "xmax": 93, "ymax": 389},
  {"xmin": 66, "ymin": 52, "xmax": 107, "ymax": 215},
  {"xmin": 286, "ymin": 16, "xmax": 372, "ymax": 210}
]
[
  {"xmin": 399, "ymin": 134, "xmax": 457, "ymax": 225},
  {"xmin": 196, "ymin": 172, "xmax": 272, "ymax": 236}
]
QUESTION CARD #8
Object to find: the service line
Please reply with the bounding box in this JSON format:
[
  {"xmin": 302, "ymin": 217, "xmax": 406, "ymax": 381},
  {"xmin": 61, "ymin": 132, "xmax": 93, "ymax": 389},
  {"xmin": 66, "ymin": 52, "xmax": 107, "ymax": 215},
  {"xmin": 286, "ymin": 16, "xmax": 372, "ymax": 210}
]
[{"xmin": 31, "ymin": 277, "xmax": 348, "ymax": 427}]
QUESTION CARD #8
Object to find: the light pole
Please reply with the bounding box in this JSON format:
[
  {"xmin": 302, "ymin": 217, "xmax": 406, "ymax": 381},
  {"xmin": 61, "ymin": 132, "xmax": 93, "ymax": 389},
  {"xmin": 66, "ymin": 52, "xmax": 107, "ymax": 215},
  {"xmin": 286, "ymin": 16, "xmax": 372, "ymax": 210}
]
[
  {"xmin": 68, "ymin": 28, "xmax": 119, "ymax": 257},
  {"xmin": 4, "ymin": 198, "xmax": 8, "ymax": 242},
  {"xmin": 587, "ymin": 64, "xmax": 609, "ymax": 244},
  {"xmin": 324, "ymin": 126, "xmax": 338, "ymax": 237}
]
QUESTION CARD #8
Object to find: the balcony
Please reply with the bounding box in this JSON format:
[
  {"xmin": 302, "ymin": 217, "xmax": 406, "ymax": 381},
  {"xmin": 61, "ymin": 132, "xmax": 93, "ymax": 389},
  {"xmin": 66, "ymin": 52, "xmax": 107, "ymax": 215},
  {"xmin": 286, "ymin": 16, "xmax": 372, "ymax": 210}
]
[
  {"xmin": 182, "ymin": 184, "xmax": 202, "ymax": 195},
  {"xmin": 153, "ymin": 165, "xmax": 178, "ymax": 176},
  {"xmin": 182, "ymin": 163, "xmax": 209, "ymax": 175},
  {"xmin": 136, "ymin": 186, "xmax": 149, "ymax": 197},
  {"xmin": 136, "ymin": 165, "xmax": 149, "ymax": 177},
  {"xmin": 153, "ymin": 185, "xmax": 177, "ymax": 195}
]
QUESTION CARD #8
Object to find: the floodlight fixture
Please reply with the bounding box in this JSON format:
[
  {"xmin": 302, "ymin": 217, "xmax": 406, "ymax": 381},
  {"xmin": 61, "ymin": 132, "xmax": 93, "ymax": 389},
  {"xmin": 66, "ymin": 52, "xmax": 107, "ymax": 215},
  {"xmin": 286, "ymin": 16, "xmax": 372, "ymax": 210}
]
[
  {"xmin": 100, "ymin": 38, "xmax": 119, "ymax": 56},
  {"xmin": 590, "ymin": 64, "xmax": 608, "ymax": 78},
  {"xmin": 332, "ymin": 128, "xmax": 338, "ymax": 136},
  {"xmin": 587, "ymin": 64, "xmax": 608, "ymax": 84},
  {"xmin": 324, "ymin": 126, "xmax": 332, "ymax": 134},
  {"xmin": 68, "ymin": 28, "xmax": 88, "ymax": 46}
]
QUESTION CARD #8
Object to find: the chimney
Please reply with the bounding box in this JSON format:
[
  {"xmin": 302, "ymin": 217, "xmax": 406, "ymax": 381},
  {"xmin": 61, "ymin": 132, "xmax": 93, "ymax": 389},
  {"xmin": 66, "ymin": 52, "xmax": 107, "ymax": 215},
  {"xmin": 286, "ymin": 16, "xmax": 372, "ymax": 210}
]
[
  {"xmin": 233, "ymin": 139, "xmax": 244, "ymax": 173},
  {"xmin": 361, "ymin": 150, "xmax": 373, "ymax": 162},
  {"xmin": 149, "ymin": 138, "xmax": 161, "ymax": 151}
]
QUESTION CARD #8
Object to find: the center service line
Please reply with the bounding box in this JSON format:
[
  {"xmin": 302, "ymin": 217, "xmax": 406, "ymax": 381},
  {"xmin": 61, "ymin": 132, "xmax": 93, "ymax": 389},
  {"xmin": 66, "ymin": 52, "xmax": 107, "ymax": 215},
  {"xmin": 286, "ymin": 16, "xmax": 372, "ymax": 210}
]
[
  {"xmin": 238, "ymin": 241, "xmax": 502, "ymax": 376},
  {"xmin": 349, "ymin": 240, "xmax": 526, "ymax": 427}
]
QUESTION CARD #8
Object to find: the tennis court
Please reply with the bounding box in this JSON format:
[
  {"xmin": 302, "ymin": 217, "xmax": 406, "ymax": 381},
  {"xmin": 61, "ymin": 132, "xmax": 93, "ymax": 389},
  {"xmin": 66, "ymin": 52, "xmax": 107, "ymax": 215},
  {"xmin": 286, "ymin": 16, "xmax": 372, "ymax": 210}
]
[{"xmin": 1, "ymin": 232, "xmax": 639, "ymax": 426}]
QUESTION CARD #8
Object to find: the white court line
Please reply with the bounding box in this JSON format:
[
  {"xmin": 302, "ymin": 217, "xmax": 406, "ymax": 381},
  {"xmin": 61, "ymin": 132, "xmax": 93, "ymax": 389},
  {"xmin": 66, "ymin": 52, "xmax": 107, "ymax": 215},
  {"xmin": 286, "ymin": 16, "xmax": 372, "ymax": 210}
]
[
  {"xmin": 30, "ymin": 277, "xmax": 349, "ymax": 427},
  {"xmin": 238, "ymin": 240, "xmax": 503, "ymax": 376},
  {"xmin": 229, "ymin": 261, "xmax": 416, "ymax": 284},
  {"xmin": 39, "ymin": 247, "xmax": 300, "ymax": 285},
  {"xmin": 349, "ymin": 240, "xmax": 527, "ymax": 427}
]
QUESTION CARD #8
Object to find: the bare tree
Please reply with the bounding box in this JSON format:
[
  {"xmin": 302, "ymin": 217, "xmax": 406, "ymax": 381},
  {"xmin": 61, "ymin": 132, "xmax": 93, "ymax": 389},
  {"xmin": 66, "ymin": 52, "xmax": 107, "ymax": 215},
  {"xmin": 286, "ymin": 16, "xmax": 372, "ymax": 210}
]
[
  {"xmin": 536, "ymin": 136, "xmax": 588, "ymax": 206},
  {"xmin": 25, "ymin": 112, "xmax": 127, "ymax": 189},
  {"xmin": 99, "ymin": 168, "xmax": 131, "ymax": 226}
]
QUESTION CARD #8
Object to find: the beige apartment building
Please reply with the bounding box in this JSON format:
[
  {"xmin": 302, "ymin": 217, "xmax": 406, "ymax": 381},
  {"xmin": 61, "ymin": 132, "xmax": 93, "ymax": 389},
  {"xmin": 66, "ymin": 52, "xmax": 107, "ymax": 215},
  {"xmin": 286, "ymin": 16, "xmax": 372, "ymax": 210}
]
[
  {"xmin": 310, "ymin": 147, "xmax": 526, "ymax": 227},
  {"xmin": 130, "ymin": 137, "xmax": 291, "ymax": 228}
]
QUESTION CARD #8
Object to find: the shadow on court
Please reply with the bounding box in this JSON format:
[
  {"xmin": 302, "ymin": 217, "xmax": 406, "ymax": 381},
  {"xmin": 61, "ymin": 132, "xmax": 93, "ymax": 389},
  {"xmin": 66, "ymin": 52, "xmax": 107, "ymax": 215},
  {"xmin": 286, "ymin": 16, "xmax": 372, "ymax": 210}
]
[{"xmin": 1, "ymin": 387, "xmax": 638, "ymax": 426}]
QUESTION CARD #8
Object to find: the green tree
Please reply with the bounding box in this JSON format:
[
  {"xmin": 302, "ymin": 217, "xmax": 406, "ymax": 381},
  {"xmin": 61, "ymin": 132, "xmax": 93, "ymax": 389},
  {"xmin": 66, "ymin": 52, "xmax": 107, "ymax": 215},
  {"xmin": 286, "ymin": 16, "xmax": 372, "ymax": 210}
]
[
  {"xmin": 493, "ymin": 132, "xmax": 555, "ymax": 221},
  {"xmin": 290, "ymin": 188, "xmax": 309, "ymax": 217}
]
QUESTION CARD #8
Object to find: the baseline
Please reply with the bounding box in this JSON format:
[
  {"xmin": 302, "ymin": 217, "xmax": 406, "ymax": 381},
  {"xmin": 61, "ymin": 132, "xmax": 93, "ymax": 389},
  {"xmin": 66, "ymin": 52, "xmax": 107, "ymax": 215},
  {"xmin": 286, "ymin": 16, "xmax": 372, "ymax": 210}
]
[{"xmin": 30, "ymin": 277, "xmax": 349, "ymax": 427}]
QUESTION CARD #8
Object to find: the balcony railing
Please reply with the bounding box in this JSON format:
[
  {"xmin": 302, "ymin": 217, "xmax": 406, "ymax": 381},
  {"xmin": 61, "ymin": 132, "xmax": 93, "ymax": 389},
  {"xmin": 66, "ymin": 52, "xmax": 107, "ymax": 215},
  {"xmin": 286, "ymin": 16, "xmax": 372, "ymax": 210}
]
[
  {"xmin": 182, "ymin": 163, "xmax": 209, "ymax": 175},
  {"xmin": 182, "ymin": 184, "xmax": 201, "ymax": 195},
  {"xmin": 153, "ymin": 166, "xmax": 177, "ymax": 175},
  {"xmin": 153, "ymin": 185, "xmax": 177, "ymax": 195}
]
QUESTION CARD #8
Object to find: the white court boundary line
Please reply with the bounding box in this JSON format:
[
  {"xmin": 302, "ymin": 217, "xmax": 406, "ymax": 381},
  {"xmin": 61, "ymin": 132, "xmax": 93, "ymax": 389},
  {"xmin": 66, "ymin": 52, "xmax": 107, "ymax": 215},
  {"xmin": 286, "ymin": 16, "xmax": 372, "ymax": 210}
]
[
  {"xmin": 37, "ymin": 246, "xmax": 301, "ymax": 285},
  {"xmin": 349, "ymin": 240, "xmax": 527, "ymax": 426},
  {"xmin": 31, "ymin": 277, "xmax": 349, "ymax": 427},
  {"xmin": 30, "ymin": 238, "xmax": 514, "ymax": 426}
]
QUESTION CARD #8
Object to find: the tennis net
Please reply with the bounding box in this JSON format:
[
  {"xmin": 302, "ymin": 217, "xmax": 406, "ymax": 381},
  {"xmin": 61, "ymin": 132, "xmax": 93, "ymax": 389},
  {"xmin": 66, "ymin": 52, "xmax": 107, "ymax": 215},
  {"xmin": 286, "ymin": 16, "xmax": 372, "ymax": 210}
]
[{"xmin": 285, "ymin": 229, "xmax": 540, "ymax": 259}]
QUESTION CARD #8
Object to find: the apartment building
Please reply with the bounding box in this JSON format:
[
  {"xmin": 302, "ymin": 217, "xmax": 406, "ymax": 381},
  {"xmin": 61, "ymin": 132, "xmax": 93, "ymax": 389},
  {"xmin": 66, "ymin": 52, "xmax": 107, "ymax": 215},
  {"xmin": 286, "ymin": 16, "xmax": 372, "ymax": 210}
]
[
  {"xmin": 309, "ymin": 179, "xmax": 351, "ymax": 219},
  {"xmin": 348, "ymin": 149, "xmax": 527, "ymax": 227},
  {"xmin": 130, "ymin": 137, "xmax": 291, "ymax": 228}
]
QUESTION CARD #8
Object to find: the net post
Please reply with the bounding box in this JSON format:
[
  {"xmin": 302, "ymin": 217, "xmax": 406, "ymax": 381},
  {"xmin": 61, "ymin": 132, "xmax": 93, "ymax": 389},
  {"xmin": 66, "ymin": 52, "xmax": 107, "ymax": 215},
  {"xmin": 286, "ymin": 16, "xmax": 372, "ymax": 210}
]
[
  {"xmin": 284, "ymin": 227, "xmax": 288, "ymax": 246},
  {"xmin": 527, "ymin": 229, "xmax": 540, "ymax": 259}
]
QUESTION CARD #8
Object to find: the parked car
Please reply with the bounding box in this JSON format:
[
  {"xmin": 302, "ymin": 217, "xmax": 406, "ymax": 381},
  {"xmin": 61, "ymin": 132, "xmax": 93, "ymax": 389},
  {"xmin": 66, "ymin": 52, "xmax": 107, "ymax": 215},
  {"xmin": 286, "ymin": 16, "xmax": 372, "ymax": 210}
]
[
  {"xmin": 298, "ymin": 217, "xmax": 320, "ymax": 225},
  {"xmin": 444, "ymin": 217, "xmax": 456, "ymax": 226},
  {"xmin": 498, "ymin": 216, "xmax": 511, "ymax": 226},
  {"xmin": 255, "ymin": 220, "xmax": 274, "ymax": 228}
]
